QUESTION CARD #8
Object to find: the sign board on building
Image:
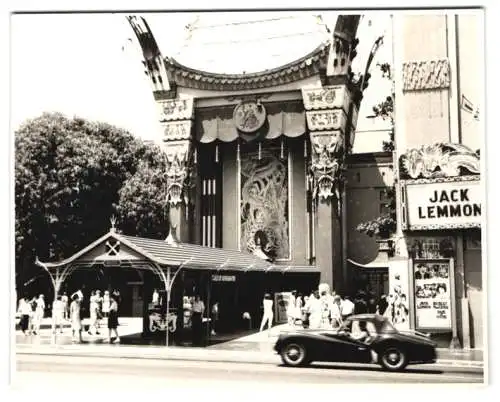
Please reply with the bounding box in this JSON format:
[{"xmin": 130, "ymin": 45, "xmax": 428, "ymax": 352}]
[
  {"xmin": 402, "ymin": 177, "xmax": 481, "ymax": 230},
  {"xmin": 413, "ymin": 260, "xmax": 452, "ymax": 330},
  {"xmin": 211, "ymin": 275, "xmax": 236, "ymax": 282}
]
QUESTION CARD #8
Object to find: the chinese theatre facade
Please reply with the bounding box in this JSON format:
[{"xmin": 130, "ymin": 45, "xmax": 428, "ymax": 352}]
[{"xmin": 127, "ymin": 14, "xmax": 365, "ymax": 313}]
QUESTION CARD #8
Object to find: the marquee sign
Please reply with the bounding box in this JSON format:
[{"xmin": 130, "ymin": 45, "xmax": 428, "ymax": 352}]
[
  {"xmin": 306, "ymin": 109, "xmax": 346, "ymax": 132},
  {"xmin": 301, "ymin": 85, "xmax": 350, "ymax": 112},
  {"xmin": 402, "ymin": 176, "xmax": 482, "ymax": 230}
]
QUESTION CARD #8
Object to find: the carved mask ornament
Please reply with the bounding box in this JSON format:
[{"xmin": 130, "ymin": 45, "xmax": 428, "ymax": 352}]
[
  {"xmin": 165, "ymin": 142, "xmax": 192, "ymax": 206},
  {"xmin": 309, "ymin": 132, "xmax": 344, "ymax": 201}
]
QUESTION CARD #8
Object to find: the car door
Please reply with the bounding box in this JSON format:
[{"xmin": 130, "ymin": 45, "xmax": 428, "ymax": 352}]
[{"xmin": 318, "ymin": 325, "xmax": 372, "ymax": 363}]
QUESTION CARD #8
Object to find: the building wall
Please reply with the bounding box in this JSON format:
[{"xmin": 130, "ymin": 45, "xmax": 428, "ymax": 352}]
[
  {"xmin": 395, "ymin": 13, "xmax": 484, "ymax": 349},
  {"xmin": 457, "ymin": 14, "xmax": 482, "ymax": 152},
  {"xmin": 346, "ymin": 153, "xmax": 394, "ymax": 264},
  {"xmin": 401, "ymin": 15, "xmax": 451, "ymax": 149}
]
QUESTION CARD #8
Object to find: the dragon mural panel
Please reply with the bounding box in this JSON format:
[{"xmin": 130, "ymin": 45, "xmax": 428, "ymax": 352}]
[{"xmin": 240, "ymin": 149, "xmax": 290, "ymax": 260}]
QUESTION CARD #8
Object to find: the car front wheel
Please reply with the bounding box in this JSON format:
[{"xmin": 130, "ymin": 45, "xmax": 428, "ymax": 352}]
[
  {"xmin": 379, "ymin": 347, "xmax": 408, "ymax": 371},
  {"xmin": 280, "ymin": 343, "xmax": 308, "ymax": 367}
]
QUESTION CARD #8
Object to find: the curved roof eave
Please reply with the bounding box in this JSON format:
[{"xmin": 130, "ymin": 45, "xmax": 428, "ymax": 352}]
[{"xmin": 164, "ymin": 40, "xmax": 331, "ymax": 91}]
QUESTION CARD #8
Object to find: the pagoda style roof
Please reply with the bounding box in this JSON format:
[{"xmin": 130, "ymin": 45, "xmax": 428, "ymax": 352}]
[
  {"xmin": 164, "ymin": 42, "xmax": 330, "ymax": 91},
  {"xmin": 36, "ymin": 229, "xmax": 318, "ymax": 274}
]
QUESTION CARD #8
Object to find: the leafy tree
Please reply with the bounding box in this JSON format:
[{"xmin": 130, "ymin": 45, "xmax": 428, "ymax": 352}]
[
  {"xmin": 15, "ymin": 112, "xmax": 169, "ymax": 292},
  {"xmin": 356, "ymin": 63, "xmax": 396, "ymax": 238}
]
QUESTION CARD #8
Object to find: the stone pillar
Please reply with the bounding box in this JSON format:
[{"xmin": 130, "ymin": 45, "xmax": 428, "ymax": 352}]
[
  {"xmin": 302, "ymin": 86, "xmax": 358, "ymax": 292},
  {"xmin": 158, "ymin": 98, "xmax": 196, "ymax": 243}
]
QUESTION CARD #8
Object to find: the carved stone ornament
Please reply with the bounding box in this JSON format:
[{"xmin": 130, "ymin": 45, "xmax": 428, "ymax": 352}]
[
  {"xmin": 309, "ymin": 131, "xmax": 344, "ymax": 201},
  {"xmin": 306, "ymin": 109, "xmax": 346, "ymax": 132},
  {"xmin": 164, "ymin": 141, "xmax": 192, "ymax": 206},
  {"xmin": 162, "ymin": 120, "xmax": 192, "ymax": 141},
  {"xmin": 402, "ymin": 59, "xmax": 450, "ymax": 91},
  {"xmin": 302, "ymin": 85, "xmax": 349, "ymax": 111},
  {"xmin": 399, "ymin": 143, "xmax": 480, "ymax": 180},
  {"xmin": 233, "ymin": 101, "xmax": 267, "ymax": 133},
  {"xmin": 157, "ymin": 98, "xmax": 194, "ymax": 121}
]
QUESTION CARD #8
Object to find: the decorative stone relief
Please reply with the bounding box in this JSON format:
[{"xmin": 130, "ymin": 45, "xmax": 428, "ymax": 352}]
[
  {"xmin": 164, "ymin": 140, "xmax": 192, "ymax": 206},
  {"xmin": 309, "ymin": 131, "xmax": 344, "ymax": 201},
  {"xmin": 162, "ymin": 120, "xmax": 192, "ymax": 141},
  {"xmin": 302, "ymin": 86, "xmax": 349, "ymax": 111},
  {"xmin": 158, "ymin": 98, "xmax": 194, "ymax": 121},
  {"xmin": 399, "ymin": 143, "xmax": 480, "ymax": 180},
  {"xmin": 402, "ymin": 59, "xmax": 450, "ymax": 91},
  {"xmin": 306, "ymin": 109, "xmax": 346, "ymax": 132}
]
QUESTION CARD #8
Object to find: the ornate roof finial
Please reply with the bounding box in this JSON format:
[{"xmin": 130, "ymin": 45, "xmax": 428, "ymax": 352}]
[{"xmin": 110, "ymin": 216, "xmax": 117, "ymax": 233}]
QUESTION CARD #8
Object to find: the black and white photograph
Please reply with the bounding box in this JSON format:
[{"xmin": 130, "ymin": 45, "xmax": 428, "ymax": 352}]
[{"xmin": 4, "ymin": 2, "xmax": 493, "ymax": 395}]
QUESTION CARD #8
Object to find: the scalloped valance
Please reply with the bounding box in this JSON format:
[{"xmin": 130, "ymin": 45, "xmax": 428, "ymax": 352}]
[{"xmin": 195, "ymin": 102, "xmax": 306, "ymax": 143}]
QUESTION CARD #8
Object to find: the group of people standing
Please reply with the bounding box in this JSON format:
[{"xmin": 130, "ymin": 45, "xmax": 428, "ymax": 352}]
[
  {"xmin": 258, "ymin": 285, "xmax": 410, "ymax": 333},
  {"xmin": 17, "ymin": 289, "xmax": 121, "ymax": 344}
]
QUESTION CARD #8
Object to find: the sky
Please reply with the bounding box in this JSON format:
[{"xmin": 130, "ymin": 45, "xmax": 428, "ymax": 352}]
[{"xmin": 10, "ymin": 12, "xmax": 393, "ymax": 152}]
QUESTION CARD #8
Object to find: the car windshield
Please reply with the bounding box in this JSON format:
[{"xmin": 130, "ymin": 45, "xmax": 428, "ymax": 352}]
[{"xmin": 379, "ymin": 319, "xmax": 397, "ymax": 334}]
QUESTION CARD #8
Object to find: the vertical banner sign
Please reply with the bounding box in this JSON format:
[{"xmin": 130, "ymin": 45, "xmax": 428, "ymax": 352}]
[{"xmin": 413, "ymin": 261, "xmax": 452, "ymax": 329}]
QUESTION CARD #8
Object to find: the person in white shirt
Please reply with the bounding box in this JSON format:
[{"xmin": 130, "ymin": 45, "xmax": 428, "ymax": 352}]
[
  {"xmin": 307, "ymin": 291, "xmax": 322, "ymax": 329},
  {"xmin": 61, "ymin": 292, "xmax": 69, "ymax": 320},
  {"xmin": 341, "ymin": 295, "xmax": 355, "ymax": 321},
  {"xmin": 52, "ymin": 295, "xmax": 65, "ymax": 334},
  {"xmin": 88, "ymin": 291, "xmax": 101, "ymax": 336},
  {"xmin": 191, "ymin": 295, "xmax": 205, "ymax": 346},
  {"xmin": 102, "ymin": 290, "xmax": 110, "ymax": 317},
  {"xmin": 259, "ymin": 293, "xmax": 274, "ymax": 334},
  {"xmin": 33, "ymin": 294, "xmax": 45, "ymax": 335},
  {"xmin": 18, "ymin": 298, "xmax": 32, "ymax": 335},
  {"xmin": 152, "ymin": 289, "xmax": 159, "ymax": 305}
]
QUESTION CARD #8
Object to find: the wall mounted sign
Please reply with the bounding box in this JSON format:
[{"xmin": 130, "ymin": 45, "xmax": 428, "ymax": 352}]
[
  {"xmin": 306, "ymin": 109, "xmax": 346, "ymax": 131},
  {"xmin": 413, "ymin": 260, "xmax": 452, "ymax": 330},
  {"xmin": 211, "ymin": 275, "xmax": 236, "ymax": 282},
  {"xmin": 233, "ymin": 101, "xmax": 267, "ymax": 133},
  {"xmin": 402, "ymin": 176, "xmax": 481, "ymax": 230},
  {"xmin": 301, "ymin": 85, "xmax": 350, "ymax": 112}
]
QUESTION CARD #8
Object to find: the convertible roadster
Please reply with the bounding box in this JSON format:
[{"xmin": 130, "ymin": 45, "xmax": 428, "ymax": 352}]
[{"xmin": 274, "ymin": 314, "xmax": 437, "ymax": 371}]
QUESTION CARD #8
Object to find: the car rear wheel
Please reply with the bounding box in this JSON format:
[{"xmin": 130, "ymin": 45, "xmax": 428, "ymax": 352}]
[
  {"xmin": 379, "ymin": 347, "xmax": 408, "ymax": 371},
  {"xmin": 280, "ymin": 343, "xmax": 308, "ymax": 367}
]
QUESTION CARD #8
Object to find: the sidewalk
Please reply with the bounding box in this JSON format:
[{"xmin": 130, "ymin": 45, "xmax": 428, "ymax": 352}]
[{"xmin": 15, "ymin": 322, "xmax": 484, "ymax": 369}]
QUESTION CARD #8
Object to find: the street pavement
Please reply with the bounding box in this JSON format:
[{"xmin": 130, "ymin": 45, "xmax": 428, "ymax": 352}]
[
  {"xmin": 14, "ymin": 353, "xmax": 484, "ymax": 387},
  {"xmin": 15, "ymin": 317, "xmax": 485, "ymax": 370}
]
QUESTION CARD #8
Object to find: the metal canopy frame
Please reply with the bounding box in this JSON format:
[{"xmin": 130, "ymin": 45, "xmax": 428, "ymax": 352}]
[{"xmin": 35, "ymin": 228, "xmax": 320, "ymax": 346}]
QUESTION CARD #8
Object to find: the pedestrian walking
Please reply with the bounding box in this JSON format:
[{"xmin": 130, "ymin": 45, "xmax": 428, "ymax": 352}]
[
  {"xmin": 107, "ymin": 294, "xmax": 120, "ymax": 343},
  {"xmin": 18, "ymin": 297, "xmax": 32, "ymax": 335},
  {"xmin": 259, "ymin": 293, "xmax": 274, "ymax": 334},
  {"xmin": 191, "ymin": 295, "xmax": 205, "ymax": 346},
  {"xmin": 211, "ymin": 301, "xmax": 219, "ymax": 336},
  {"xmin": 61, "ymin": 292, "xmax": 69, "ymax": 320},
  {"xmin": 102, "ymin": 290, "xmax": 110, "ymax": 318},
  {"xmin": 52, "ymin": 295, "xmax": 65, "ymax": 334},
  {"xmin": 88, "ymin": 290, "xmax": 100, "ymax": 336},
  {"xmin": 307, "ymin": 291, "xmax": 322, "ymax": 329},
  {"xmin": 33, "ymin": 294, "xmax": 45, "ymax": 335},
  {"xmin": 294, "ymin": 293, "xmax": 303, "ymax": 326},
  {"xmin": 70, "ymin": 294, "xmax": 82, "ymax": 343}
]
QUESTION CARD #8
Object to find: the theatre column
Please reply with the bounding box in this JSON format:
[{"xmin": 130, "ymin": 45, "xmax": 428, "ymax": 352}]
[
  {"xmin": 158, "ymin": 98, "xmax": 196, "ymax": 243},
  {"xmin": 302, "ymin": 86, "xmax": 358, "ymax": 292}
]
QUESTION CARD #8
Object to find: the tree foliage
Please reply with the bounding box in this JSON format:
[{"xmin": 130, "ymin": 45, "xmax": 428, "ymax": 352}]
[
  {"xmin": 356, "ymin": 63, "xmax": 396, "ymax": 238},
  {"xmin": 15, "ymin": 112, "xmax": 169, "ymax": 291}
]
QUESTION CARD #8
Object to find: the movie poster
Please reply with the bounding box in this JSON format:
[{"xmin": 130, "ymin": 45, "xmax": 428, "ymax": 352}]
[{"xmin": 414, "ymin": 261, "xmax": 452, "ymax": 329}]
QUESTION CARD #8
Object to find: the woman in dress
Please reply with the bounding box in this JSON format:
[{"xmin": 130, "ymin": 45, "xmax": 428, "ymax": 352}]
[
  {"xmin": 307, "ymin": 291, "xmax": 322, "ymax": 329},
  {"xmin": 102, "ymin": 290, "xmax": 110, "ymax": 318},
  {"xmin": 33, "ymin": 294, "xmax": 45, "ymax": 335},
  {"xmin": 70, "ymin": 293, "xmax": 82, "ymax": 343},
  {"xmin": 107, "ymin": 294, "xmax": 120, "ymax": 343}
]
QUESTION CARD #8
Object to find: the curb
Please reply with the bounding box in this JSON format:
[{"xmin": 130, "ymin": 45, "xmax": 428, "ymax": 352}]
[{"xmin": 16, "ymin": 346, "xmax": 484, "ymax": 369}]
